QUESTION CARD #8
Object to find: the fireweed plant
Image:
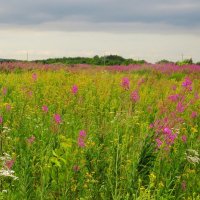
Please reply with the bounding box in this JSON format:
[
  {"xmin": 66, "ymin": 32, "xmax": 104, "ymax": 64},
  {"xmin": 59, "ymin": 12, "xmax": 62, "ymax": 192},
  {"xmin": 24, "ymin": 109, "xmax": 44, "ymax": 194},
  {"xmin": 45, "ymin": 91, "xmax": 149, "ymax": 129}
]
[{"xmin": 0, "ymin": 63, "xmax": 199, "ymax": 199}]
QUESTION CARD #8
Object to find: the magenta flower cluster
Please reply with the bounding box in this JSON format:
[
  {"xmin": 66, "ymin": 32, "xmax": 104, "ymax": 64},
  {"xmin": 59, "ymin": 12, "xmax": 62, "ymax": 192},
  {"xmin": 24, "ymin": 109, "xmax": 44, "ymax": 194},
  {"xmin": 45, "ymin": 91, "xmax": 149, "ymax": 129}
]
[
  {"xmin": 2, "ymin": 87, "xmax": 7, "ymax": 96},
  {"xmin": 168, "ymin": 94, "xmax": 180, "ymax": 102},
  {"xmin": 163, "ymin": 127, "xmax": 177, "ymax": 146},
  {"xmin": 54, "ymin": 114, "xmax": 62, "ymax": 124},
  {"xmin": 121, "ymin": 77, "xmax": 141, "ymax": 103},
  {"xmin": 42, "ymin": 105, "xmax": 48, "ymax": 113},
  {"xmin": 131, "ymin": 90, "xmax": 140, "ymax": 102},
  {"xmin": 27, "ymin": 135, "xmax": 36, "ymax": 144},
  {"xmin": 121, "ymin": 77, "xmax": 130, "ymax": 90},
  {"xmin": 182, "ymin": 77, "xmax": 192, "ymax": 91},
  {"xmin": 176, "ymin": 102, "xmax": 185, "ymax": 113},
  {"xmin": 71, "ymin": 85, "xmax": 78, "ymax": 95},
  {"xmin": 32, "ymin": 73, "xmax": 38, "ymax": 81},
  {"xmin": 77, "ymin": 130, "xmax": 87, "ymax": 147},
  {"xmin": 155, "ymin": 127, "xmax": 177, "ymax": 149},
  {"xmin": 0, "ymin": 116, "xmax": 3, "ymax": 124}
]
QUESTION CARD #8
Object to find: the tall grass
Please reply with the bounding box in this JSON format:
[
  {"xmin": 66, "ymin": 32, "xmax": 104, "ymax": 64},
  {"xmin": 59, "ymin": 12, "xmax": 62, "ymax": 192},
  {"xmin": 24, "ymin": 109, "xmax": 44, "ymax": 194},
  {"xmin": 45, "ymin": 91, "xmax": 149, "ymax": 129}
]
[{"xmin": 0, "ymin": 67, "xmax": 199, "ymax": 199}]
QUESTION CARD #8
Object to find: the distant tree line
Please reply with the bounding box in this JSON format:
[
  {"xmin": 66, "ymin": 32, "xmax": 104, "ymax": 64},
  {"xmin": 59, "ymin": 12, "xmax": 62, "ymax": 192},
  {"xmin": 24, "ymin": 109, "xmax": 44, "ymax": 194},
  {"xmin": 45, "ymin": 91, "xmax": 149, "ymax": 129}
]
[
  {"xmin": 157, "ymin": 58, "xmax": 200, "ymax": 66},
  {"xmin": 34, "ymin": 56, "xmax": 200, "ymax": 66},
  {"xmin": 34, "ymin": 55, "xmax": 147, "ymax": 66},
  {"xmin": 0, "ymin": 58, "xmax": 18, "ymax": 63},
  {"xmin": 1, "ymin": 56, "xmax": 200, "ymax": 66}
]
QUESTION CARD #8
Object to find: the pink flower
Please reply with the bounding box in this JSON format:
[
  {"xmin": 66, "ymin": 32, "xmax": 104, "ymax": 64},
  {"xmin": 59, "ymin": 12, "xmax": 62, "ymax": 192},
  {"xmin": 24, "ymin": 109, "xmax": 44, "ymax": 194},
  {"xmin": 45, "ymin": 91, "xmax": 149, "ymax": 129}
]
[
  {"xmin": 137, "ymin": 78, "xmax": 145, "ymax": 87},
  {"xmin": 181, "ymin": 180, "xmax": 186, "ymax": 191},
  {"xmin": 2, "ymin": 87, "xmax": 7, "ymax": 96},
  {"xmin": 181, "ymin": 135, "xmax": 187, "ymax": 143},
  {"xmin": 164, "ymin": 127, "xmax": 172, "ymax": 135},
  {"xmin": 42, "ymin": 105, "xmax": 48, "ymax": 113},
  {"xmin": 166, "ymin": 133, "xmax": 177, "ymax": 145},
  {"xmin": 77, "ymin": 130, "xmax": 87, "ymax": 147},
  {"xmin": 149, "ymin": 123, "xmax": 154, "ymax": 129},
  {"xmin": 172, "ymin": 85, "xmax": 177, "ymax": 91},
  {"xmin": 27, "ymin": 135, "xmax": 36, "ymax": 144},
  {"xmin": 121, "ymin": 77, "xmax": 130, "ymax": 90},
  {"xmin": 156, "ymin": 138, "xmax": 163, "ymax": 148},
  {"xmin": 78, "ymin": 137, "xmax": 85, "ymax": 147},
  {"xmin": 191, "ymin": 111, "xmax": 198, "ymax": 118},
  {"xmin": 79, "ymin": 130, "xmax": 86, "ymax": 137},
  {"xmin": 182, "ymin": 77, "xmax": 192, "ymax": 91},
  {"xmin": 6, "ymin": 104, "xmax": 11, "ymax": 111},
  {"xmin": 71, "ymin": 85, "xmax": 78, "ymax": 95},
  {"xmin": 5, "ymin": 159, "xmax": 15, "ymax": 170},
  {"xmin": 73, "ymin": 165, "xmax": 80, "ymax": 172},
  {"xmin": 168, "ymin": 94, "xmax": 179, "ymax": 102},
  {"xmin": 28, "ymin": 91, "xmax": 33, "ymax": 97},
  {"xmin": 32, "ymin": 73, "xmax": 38, "ymax": 81},
  {"xmin": 194, "ymin": 92, "xmax": 199, "ymax": 100},
  {"xmin": 0, "ymin": 116, "xmax": 3, "ymax": 124},
  {"xmin": 176, "ymin": 102, "xmax": 185, "ymax": 113},
  {"xmin": 130, "ymin": 90, "xmax": 140, "ymax": 102},
  {"xmin": 182, "ymin": 77, "xmax": 192, "ymax": 87},
  {"xmin": 163, "ymin": 127, "xmax": 177, "ymax": 145},
  {"xmin": 54, "ymin": 114, "xmax": 61, "ymax": 124}
]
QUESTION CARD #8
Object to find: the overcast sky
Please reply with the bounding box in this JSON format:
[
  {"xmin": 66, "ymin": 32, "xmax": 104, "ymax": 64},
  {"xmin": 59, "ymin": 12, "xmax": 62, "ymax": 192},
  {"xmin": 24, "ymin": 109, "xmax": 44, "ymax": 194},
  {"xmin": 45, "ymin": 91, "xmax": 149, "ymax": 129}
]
[{"xmin": 0, "ymin": 0, "xmax": 200, "ymax": 62}]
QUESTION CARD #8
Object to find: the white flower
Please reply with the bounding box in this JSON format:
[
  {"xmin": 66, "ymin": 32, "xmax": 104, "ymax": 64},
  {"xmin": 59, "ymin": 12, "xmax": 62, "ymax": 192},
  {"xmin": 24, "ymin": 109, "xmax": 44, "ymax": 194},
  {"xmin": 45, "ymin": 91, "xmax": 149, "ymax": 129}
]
[
  {"xmin": 185, "ymin": 149, "xmax": 200, "ymax": 164},
  {"xmin": 0, "ymin": 169, "xmax": 18, "ymax": 180},
  {"xmin": 2, "ymin": 126, "xmax": 11, "ymax": 134},
  {"xmin": 0, "ymin": 153, "xmax": 11, "ymax": 162}
]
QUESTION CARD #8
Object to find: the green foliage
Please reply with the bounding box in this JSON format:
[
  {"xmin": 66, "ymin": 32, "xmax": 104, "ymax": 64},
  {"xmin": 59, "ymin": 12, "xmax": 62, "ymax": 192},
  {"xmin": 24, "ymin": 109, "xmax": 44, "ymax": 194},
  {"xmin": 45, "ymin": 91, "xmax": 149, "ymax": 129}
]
[
  {"xmin": 176, "ymin": 58, "xmax": 193, "ymax": 66},
  {"xmin": 136, "ymin": 134, "xmax": 157, "ymax": 187},
  {"xmin": 169, "ymin": 73, "xmax": 186, "ymax": 81}
]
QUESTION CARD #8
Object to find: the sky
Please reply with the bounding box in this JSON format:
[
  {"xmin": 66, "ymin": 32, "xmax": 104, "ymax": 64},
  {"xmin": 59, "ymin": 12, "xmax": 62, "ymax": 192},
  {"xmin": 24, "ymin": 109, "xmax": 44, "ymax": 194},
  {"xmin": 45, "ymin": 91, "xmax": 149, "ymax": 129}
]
[{"xmin": 0, "ymin": 0, "xmax": 200, "ymax": 62}]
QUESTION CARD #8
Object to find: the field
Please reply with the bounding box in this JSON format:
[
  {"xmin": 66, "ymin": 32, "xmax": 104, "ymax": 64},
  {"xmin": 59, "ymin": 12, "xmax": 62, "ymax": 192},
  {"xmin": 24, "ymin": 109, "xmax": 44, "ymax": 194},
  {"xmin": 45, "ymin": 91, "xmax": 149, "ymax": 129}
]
[{"xmin": 0, "ymin": 62, "xmax": 199, "ymax": 199}]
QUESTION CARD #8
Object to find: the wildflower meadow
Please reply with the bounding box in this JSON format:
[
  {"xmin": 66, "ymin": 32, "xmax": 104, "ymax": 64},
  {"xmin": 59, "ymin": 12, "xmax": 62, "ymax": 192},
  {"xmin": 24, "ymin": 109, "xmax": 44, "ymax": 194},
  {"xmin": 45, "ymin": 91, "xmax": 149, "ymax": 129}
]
[{"xmin": 0, "ymin": 62, "xmax": 199, "ymax": 199}]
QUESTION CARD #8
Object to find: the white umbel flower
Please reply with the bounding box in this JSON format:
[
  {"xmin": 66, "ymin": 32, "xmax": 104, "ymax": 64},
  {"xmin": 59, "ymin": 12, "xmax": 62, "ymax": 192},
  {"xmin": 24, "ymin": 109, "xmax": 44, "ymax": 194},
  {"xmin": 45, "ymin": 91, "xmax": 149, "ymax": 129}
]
[
  {"xmin": 0, "ymin": 169, "xmax": 18, "ymax": 180},
  {"xmin": 185, "ymin": 149, "xmax": 200, "ymax": 164}
]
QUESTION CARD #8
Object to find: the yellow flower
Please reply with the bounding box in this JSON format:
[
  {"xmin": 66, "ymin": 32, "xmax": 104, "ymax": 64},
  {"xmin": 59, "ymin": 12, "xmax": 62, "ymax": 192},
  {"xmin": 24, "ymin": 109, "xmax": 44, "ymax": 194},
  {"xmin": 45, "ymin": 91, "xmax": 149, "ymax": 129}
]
[
  {"xmin": 191, "ymin": 127, "xmax": 198, "ymax": 133},
  {"xmin": 186, "ymin": 169, "xmax": 196, "ymax": 174},
  {"xmin": 149, "ymin": 172, "xmax": 156, "ymax": 182},
  {"xmin": 159, "ymin": 181, "xmax": 164, "ymax": 188},
  {"xmin": 71, "ymin": 185, "xmax": 77, "ymax": 192},
  {"xmin": 139, "ymin": 186, "xmax": 145, "ymax": 192}
]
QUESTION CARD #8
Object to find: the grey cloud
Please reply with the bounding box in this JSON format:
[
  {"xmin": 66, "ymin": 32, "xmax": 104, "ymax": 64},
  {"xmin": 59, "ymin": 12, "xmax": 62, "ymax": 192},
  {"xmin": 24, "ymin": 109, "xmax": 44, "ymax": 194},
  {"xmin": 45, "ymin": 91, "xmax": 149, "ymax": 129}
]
[{"xmin": 0, "ymin": 0, "xmax": 200, "ymax": 32}]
